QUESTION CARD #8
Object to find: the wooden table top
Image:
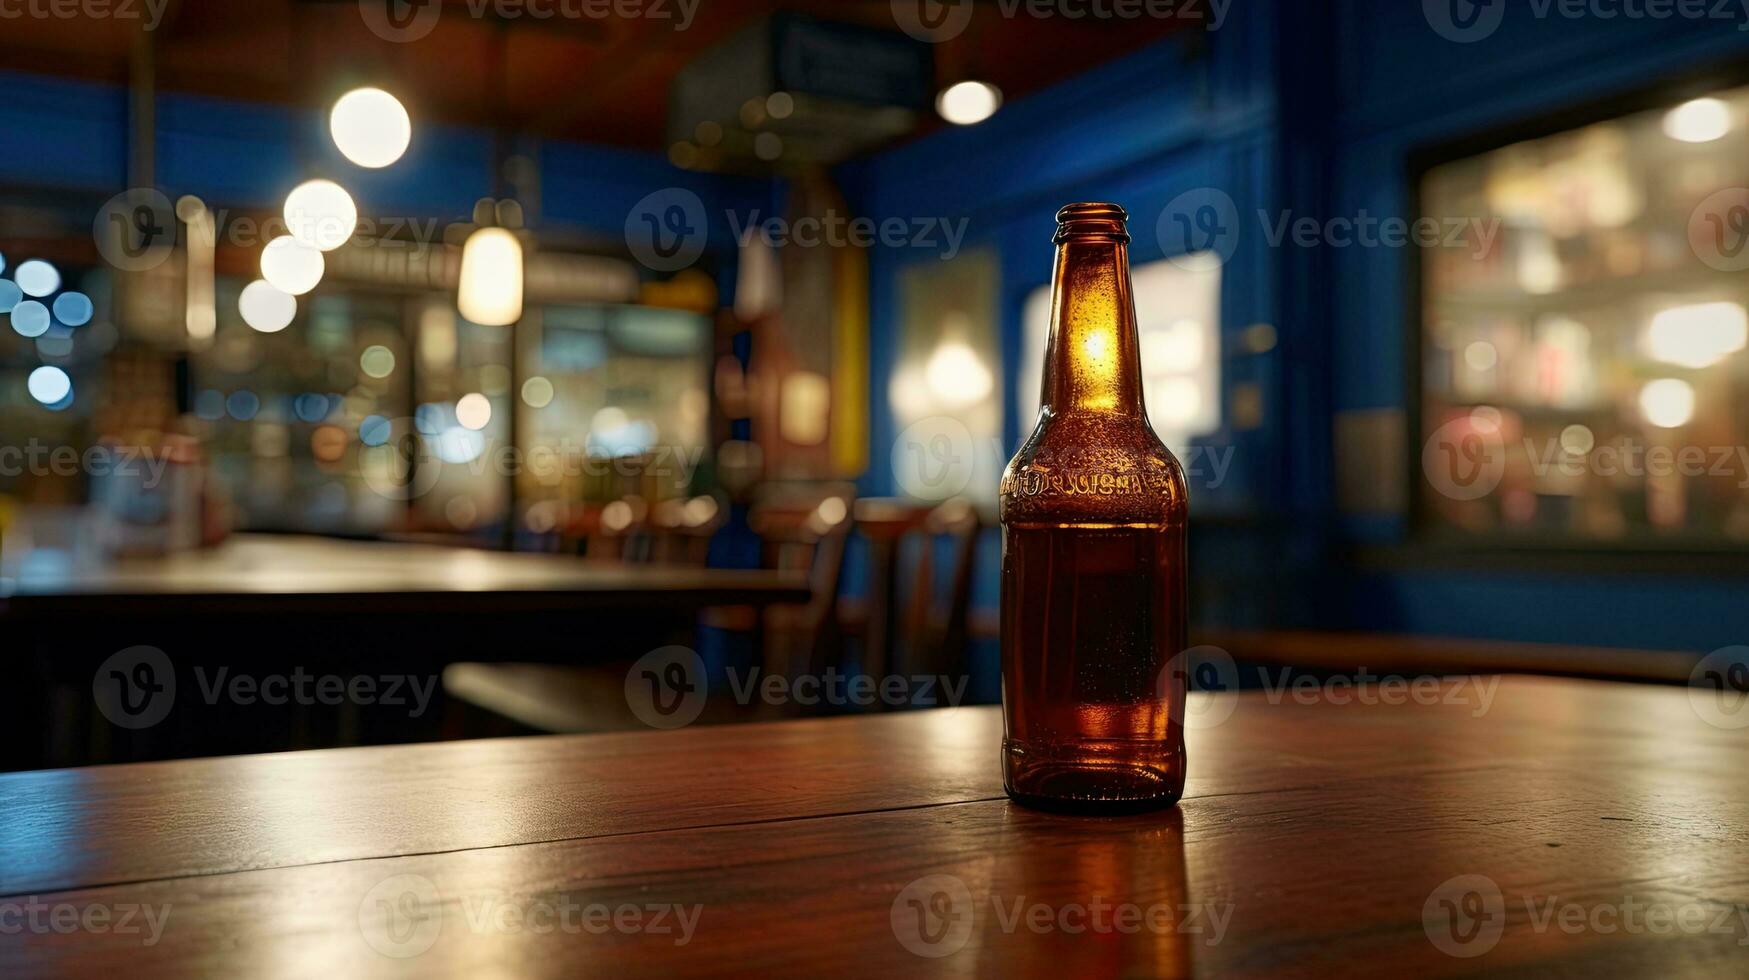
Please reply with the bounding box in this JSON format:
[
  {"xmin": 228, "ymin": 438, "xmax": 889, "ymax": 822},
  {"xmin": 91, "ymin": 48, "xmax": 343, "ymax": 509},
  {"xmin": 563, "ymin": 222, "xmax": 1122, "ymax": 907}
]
[
  {"xmin": 1, "ymin": 676, "xmax": 1744, "ymax": 977},
  {"xmin": 0, "ymin": 534, "xmax": 810, "ymax": 617}
]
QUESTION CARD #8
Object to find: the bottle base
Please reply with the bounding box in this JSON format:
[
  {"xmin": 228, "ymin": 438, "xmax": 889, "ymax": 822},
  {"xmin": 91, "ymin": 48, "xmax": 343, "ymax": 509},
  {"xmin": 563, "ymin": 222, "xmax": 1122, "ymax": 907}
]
[{"xmin": 1002, "ymin": 737, "xmax": 1185, "ymax": 814}]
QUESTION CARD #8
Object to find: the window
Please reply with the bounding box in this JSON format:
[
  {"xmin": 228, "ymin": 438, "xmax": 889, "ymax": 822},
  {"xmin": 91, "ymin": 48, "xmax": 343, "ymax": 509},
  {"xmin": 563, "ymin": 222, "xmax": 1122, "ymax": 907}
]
[
  {"xmin": 1017, "ymin": 253, "xmax": 1222, "ymax": 453},
  {"xmin": 1420, "ymin": 84, "xmax": 1749, "ymax": 545}
]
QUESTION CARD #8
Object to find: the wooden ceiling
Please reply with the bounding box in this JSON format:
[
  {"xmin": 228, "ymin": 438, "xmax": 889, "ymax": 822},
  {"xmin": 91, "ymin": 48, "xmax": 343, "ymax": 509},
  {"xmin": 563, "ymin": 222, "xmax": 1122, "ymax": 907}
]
[{"xmin": 0, "ymin": 0, "xmax": 1188, "ymax": 148}]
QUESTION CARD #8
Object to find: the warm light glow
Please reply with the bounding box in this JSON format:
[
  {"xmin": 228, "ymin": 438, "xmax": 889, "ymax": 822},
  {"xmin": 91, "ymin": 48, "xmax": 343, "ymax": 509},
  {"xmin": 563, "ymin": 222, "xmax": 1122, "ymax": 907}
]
[
  {"xmin": 1645, "ymin": 301, "xmax": 1747, "ymax": 369},
  {"xmin": 284, "ymin": 180, "xmax": 358, "ymax": 251},
  {"xmin": 1639, "ymin": 378, "xmax": 1696, "ymax": 428},
  {"xmin": 239, "ymin": 279, "xmax": 296, "ymax": 333},
  {"xmin": 779, "ymin": 371, "xmax": 831, "ymax": 445},
  {"xmin": 1142, "ymin": 320, "xmax": 1205, "ymax": 374},
  {"xmin": 924, "ymin": 341, "xmax": 994, "ymax": 408},
  {"xmin": 936, "ymin": 80, "xmax": 1002, "ymax": 126},
  {"xmin": 1463, "ymin": 340, "xmax": 1499, "ymax": 371},
  {"xmin": 260, "ymin": 235, "xmax": 325, "ymax": 295},
  {"xmin": 1663, "ymin": 98, "xmax": 1732, "ymax": 143},
  {"xmin": 1560, "ymin": 424, "xmax": 1595, "ymax": 455},
  {"xmin": 360, "ymin": 345, "xmax": 396, "ymax": 379},
  {"xmin": 521, "ymin": 376, "xmax": 554, "ymax": 408},
  {"xmin": 1155, "ymin": 378, "xmax": 1201, "ymax": 426},
  {"xmin": 330, "ymin": 87, "xmax": 412, "ymax": 168},
  {"xmin": 455, "ymin": 392, "xmax": 492, "ymax": 430},
  {"xmin": 457, "ymin": 227, "xmax": 523, "ymax": 326}
]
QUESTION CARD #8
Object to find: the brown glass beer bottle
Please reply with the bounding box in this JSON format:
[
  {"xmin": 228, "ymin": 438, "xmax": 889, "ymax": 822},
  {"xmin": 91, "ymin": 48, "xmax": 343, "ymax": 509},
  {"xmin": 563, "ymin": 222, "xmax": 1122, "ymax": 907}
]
[{"xmin": 999, "ymin": 202, "xmax": 1190, "ymax": 813}]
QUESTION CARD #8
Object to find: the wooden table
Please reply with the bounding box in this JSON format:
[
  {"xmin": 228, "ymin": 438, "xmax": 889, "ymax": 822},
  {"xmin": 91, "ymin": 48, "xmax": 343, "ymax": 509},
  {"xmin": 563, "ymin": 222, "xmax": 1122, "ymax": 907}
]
[
  {"xmin": 2, "ymin": 676, "xmax": 1744, "ymax": 977},
  {"xmin": 0, "ymin": 534, "xmax": 811, "ymax": 618}
]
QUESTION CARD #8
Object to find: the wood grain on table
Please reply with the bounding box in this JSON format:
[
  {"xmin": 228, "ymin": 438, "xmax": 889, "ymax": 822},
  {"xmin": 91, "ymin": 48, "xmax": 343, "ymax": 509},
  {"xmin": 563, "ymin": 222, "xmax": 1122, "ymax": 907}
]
[{"xmin": 2, "ymin": 677, "xmax": 1745, "ymax": 977}]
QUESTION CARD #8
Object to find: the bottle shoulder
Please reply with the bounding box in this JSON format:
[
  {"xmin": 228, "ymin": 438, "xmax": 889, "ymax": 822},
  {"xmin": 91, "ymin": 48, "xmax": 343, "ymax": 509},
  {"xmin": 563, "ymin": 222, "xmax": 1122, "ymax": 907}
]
[{"xmin": 1000, "ymin": 413, "xmax": 1188, "ymax": 524}]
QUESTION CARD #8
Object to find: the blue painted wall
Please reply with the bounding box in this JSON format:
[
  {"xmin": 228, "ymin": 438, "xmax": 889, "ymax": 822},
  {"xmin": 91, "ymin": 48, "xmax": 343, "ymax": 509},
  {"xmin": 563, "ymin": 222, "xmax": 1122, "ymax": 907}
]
[{"xmin": 845, "ymin": 1, "xmax": 1749, "ymax": 653}]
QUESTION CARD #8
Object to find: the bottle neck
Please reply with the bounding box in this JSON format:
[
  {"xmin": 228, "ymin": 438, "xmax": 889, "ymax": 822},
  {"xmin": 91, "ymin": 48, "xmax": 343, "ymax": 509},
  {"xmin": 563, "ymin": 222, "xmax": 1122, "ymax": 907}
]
[{"xmin": 1039, "ymin": 237, "xmax": 1146, "ymax": 418}]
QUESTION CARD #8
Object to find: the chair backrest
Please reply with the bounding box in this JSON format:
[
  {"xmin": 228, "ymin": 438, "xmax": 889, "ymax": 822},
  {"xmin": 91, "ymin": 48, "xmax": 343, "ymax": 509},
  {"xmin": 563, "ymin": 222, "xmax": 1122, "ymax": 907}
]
[{"xmin": 750, "ymin": 493, "xmax": 855, "ymax": 677}]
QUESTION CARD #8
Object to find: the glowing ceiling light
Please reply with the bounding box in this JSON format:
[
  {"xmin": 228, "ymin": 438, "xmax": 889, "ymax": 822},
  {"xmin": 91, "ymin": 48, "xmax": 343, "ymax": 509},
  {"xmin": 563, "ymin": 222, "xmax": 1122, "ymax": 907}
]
[
  {"xmin": 330, "ymin": 87, "xmax": 412, "ymax": 168},
  {"xmin": 936, "ymin": 81, "xmax": 1002, "ymax": 126},
  {"xmin": 1639, "ymin": 378, "xmax": 1696, "ymax": 428},
  {"xmin": 239, "ymin": 279, "xmax": 297, "ymax": 333},
  {"xmin": 457, "ymin": 227, "xmax": 523, "ymax": 326},
  {"xmin": 260, "ymin": 235, "xmax": 326, "ymax": 296},
  {"xmin": 1663, "ymin": 97, "xmax": 1733, "ymax": 143},
  {"xmin": 284, "ymin": 180, "xmax": 358, "ymax": 252}
]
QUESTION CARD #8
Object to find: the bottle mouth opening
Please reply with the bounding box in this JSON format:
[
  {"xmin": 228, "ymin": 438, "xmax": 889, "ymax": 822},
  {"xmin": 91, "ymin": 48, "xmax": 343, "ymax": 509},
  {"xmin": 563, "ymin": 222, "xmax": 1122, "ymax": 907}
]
[{"xmin": 1054, "ymin": 202, "xmax": 1130, "ymax": 243}]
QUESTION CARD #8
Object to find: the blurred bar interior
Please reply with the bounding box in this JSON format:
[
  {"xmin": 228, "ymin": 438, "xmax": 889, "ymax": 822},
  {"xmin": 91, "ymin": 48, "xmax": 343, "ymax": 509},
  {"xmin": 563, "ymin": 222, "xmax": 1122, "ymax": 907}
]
[{"xmin": 3, "ymin": 0, "xmax": 1748, "ymax": 769}]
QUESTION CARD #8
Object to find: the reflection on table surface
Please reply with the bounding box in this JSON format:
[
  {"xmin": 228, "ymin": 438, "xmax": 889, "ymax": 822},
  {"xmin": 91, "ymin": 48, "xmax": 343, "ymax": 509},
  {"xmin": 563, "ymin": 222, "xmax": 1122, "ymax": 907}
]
[{"xmin": 0, "ymin": 532, "xmax": 808, "ymax": 599}]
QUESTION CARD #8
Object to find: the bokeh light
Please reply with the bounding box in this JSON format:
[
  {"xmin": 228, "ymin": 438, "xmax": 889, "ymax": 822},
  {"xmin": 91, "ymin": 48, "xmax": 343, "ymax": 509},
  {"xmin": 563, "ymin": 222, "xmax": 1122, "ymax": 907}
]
[
  {"xmin": 360, "ymin": 345, "xmax": 396, "ymax": 379},
  {"xmin": 329, "ymin": 87, "xmax": 412, "ymax": 168},
  {"xmin": 284, "ymin": 180, "xmax": 358, "ymax": 252},
  {"xmin": 14, "ymin": 260, "xmax": 59, "ymax": 297},
  {"xmin": 260, "ymin": 235, "xmax": 325, "ymax": 295},
  {"xmin": 51, "ymin": 292, "xmax": 93, "ymax": 327},
  {"xmin": 455, "ymin": 392, "xmax": 492, "ymax": 430},
  {"xmin": 11, "ymin": 300, "xmax": 50, "ymax": 337},
  {"xmin": 27, "ymin": 365, "xmax": 71, "ymax": 406},
  {"xmin": 240, "ymin": 280, "xmax": 297, "ymax": 333}
]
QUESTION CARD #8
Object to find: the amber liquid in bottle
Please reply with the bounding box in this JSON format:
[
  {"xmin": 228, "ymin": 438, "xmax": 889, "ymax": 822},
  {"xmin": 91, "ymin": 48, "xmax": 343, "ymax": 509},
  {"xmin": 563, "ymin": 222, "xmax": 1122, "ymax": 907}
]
[{"xmin": 1000, "ymin": 203, "xmax": 1189, "ymax": 813}]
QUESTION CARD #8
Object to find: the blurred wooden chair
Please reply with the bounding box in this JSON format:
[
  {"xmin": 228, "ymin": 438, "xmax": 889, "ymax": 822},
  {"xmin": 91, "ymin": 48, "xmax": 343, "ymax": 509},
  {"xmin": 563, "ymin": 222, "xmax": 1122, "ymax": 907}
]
[
  {"xmin": 840, "ymin": 497, "xmax": 981, "ymax": 688},
  {"xmin": 441, "ymin": 491, "xmax": 852, "ymax": 735}
]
